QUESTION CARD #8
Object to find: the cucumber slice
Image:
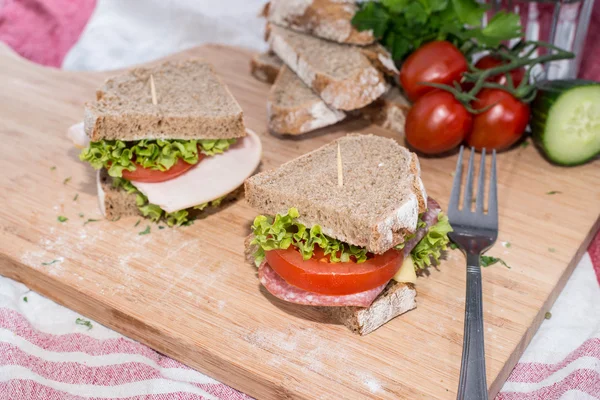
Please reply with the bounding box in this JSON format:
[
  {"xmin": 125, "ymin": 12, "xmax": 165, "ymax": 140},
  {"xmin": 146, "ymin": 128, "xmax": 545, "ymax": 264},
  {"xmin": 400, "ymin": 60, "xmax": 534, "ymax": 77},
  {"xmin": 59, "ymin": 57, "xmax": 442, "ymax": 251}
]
[{"xmin": 531, "ymin": 80, "xmax": 600, "ymax": 166}]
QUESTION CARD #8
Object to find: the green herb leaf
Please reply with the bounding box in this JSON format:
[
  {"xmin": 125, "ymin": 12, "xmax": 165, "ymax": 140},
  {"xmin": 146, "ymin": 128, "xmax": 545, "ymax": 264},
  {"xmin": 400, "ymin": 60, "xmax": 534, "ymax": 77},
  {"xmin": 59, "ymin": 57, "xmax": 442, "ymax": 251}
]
[
  {"xmin": 73, "ymin": 194, "xmax": 79, "ymax": 201},
  {"xmin": 158, "ymin": 226, "xmax": 165, "ymax": 230},
  {"xmin": 134, "ymin": 219, "xmax": 141, "ymax": 227},
  {"xmin": 78, "ymin": 213, "xmax": 84, "ymax": 218},
  {"xmin": 63, "ymin": 177, "xmax": 72, "ymax": 184},
  {"xmin": 521, "ymin": 140, "xmax": 530, "ymax": 148},
  {"xmin": 404, "ymin": 1, "xmax": 428, "ymax": 24},
  {"xmin": 139, "ymin": 226, "xmax": 151, "ymax": 235},
  {"xmin": 406, "ymin": 212, "xmax": 453, "ymax": 269},
  {"xmin": 469, "ymin": 11, "xmax": 522, "ymax": 47},
  {"xmin": 111, "ymin": 216, "xmax": 121, "ymax": 222},
  {"xmin": 544, "ymin": 311, "xmax": 552, "ymax": 319},
  {"xmin": 352, "ymin": 2, "xmax": 390, "ymax": 38},
  {"xmin": 449, "ymin": 242, "xmax": 459, "ymax": 250},
  {"xmin": 50, "ymin": 166, "xmax": 56, "ymax": 171},
  {"xmin": 503, "ymin": 241, "xmax": 511, "ymax": 248},
  {"xmin": 548, "ymin": 247, "xmax": 556, "ymax": 253},
  {"xmin": 80, "ymin": 138, "xmax": 236, "ymax": 178},
  {"xmin": 57, "ymin": 216, "xmax": 68, "ymax": 223},
  {"xmin": 481, "ymin": 255, "xmax": 510, "ymax": 268},
  {"xmin": 546, "ymin": 191, "xmax": 561, "ymax": 195},
  {"xmin": 42, "ymin": 259, "xmax": 60, "ymax": 266},
  {"xmin": 84, "ymin": 219, "xmax": 99, "ymax": 226},
  {"xmin": 75, "ymin": 318, "xmax": 93, "ymax": 330},
  {"xmin": 451, "ymin": 0, "xmax": 485, "ymax": 26},
  {"xmin": 23, "ymin": 296, "xmax": 28, "ymax": 302}
]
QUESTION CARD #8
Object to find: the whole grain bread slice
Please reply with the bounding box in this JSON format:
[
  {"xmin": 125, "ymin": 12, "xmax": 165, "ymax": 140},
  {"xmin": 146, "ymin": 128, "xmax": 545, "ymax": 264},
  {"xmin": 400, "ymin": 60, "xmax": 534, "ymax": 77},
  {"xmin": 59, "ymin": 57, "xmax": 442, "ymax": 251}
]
[
  {"xmin": 243, "ymin": 234, "xmax": 417, "ymax": 335},
  {"xmin": 250, "ymin": 52, "xmax": 283, "ymax": 84},
  {"xmin": 84, "ymin": 59, "xmax": 246, "ymax": 142},
  {"xmin": 97, "ymin": 169, "xmax": 241, "ymax": 221},
  {"xmin": 245, "ymin": 134, "xmax": 427, "ymax": 254},
  {"xmin": 267, "ymin": 25, "xmax": 387, "ymax": 111},
  {"xmin": 265, "ymin": 0, "xmax": 375, "ymax": 45},
  {"xmin": 268, "ymin": 66, "xmax": 346, "ymax": 135}
]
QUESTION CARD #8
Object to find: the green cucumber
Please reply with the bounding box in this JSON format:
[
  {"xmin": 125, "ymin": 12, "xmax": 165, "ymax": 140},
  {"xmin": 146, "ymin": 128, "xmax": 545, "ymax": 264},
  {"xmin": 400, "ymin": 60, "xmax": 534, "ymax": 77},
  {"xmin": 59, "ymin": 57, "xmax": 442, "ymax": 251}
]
[{"xmin": 531, "ymin": 79, "xmax": 600, "ymax": 166}]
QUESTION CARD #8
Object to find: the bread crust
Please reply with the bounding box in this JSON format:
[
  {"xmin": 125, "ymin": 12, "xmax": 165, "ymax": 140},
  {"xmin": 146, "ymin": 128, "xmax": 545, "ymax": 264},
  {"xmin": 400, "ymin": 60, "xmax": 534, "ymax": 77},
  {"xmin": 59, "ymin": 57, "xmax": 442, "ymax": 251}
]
[
  {"xmin": 266, "ymin": 0, "xmax": 375, "ymax": 45},
  {"xmin": 250, "ymin": 52, "xmax": 283, "ymax": 84},
  {"xmin": 267, "ymin": 66, "xmax": 345, "ymax": 135},
  {"xmin": 267, "ymin": 25, "xmax": 387, "ymax": 111}
]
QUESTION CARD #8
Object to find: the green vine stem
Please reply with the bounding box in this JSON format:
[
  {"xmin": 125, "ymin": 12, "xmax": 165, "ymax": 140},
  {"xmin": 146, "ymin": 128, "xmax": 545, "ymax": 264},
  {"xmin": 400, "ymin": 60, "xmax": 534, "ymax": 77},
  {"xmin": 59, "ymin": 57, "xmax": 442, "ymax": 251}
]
[{"xmin": 421, "ymin": 40, "xmax": 574, "ymax": 110}]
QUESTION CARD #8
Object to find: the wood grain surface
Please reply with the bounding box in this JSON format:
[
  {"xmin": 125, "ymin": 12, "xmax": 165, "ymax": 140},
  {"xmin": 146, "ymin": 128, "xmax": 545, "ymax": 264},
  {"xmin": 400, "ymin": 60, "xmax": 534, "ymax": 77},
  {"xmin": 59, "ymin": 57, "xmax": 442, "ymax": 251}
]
[{"xmin": 0, "ymin": 43, "xmax": 599, "ymax": 400}]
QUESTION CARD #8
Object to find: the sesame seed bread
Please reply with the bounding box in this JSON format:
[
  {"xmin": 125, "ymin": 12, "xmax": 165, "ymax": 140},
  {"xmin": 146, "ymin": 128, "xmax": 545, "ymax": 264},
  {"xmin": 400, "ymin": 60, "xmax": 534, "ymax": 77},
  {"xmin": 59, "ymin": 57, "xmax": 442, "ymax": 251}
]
[
  {"xmin": 84, "ymin": 59, "xmax": 246, "ymax": 142},
  {"xmin": 243, "ymin": 234, "xmax": 417, "ymax": 335},
  {"xmin": 245, "ymin": 134, "xmax": 428, "ymax": 254},
  {"xmin": 267, "ymin": 66, "xmax": 346, "ymax": 135},
  {"xmin": 267, "ymin": 25, "xmax": 388, "ymax": 111},
  {"xmin": 250, "ymin": 52, "xmax": 283, "ymax": 84},
  {"xmin": 265, "ymin": 0, "xmax": 375, "ymax": 45}
]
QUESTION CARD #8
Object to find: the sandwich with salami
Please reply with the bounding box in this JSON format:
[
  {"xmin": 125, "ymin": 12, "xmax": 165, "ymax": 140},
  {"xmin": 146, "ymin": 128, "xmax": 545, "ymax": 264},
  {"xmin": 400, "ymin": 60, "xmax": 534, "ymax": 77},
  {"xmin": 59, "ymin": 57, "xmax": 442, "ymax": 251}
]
[
  {"xmin": 68, "ymin": 59, "xmax": 262, "ymax": 226},
  {"xmin": 244, "ymin": 134, "xmax": 451, "ymax": 335}
]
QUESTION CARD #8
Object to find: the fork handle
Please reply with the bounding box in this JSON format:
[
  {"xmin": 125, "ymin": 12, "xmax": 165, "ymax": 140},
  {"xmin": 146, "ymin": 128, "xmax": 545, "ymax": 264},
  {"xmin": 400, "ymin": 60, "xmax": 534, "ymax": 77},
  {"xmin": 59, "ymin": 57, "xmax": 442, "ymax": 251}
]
[{"xmin": 457, "ymin": 253, "xmax": 488, "ymax": 400}]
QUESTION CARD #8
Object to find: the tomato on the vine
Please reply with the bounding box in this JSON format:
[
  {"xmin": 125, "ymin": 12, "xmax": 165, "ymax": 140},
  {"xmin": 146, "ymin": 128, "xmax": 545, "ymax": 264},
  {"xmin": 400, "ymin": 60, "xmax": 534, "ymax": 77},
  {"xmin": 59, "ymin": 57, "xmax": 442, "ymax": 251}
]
[
  {"xmin": 476, "ymin": 55, "xmax": 525, "ymax": 87},
  {"xmin": 400, "ymin": 41, "xmax": 468, "ymax": 102},
  {"xmin": 466, "ymin": 89, "xmax": 530, "ymax": 151},
  {"xmin": 405, "ymin": 90, "xmax": 472, "ymax": 155}
]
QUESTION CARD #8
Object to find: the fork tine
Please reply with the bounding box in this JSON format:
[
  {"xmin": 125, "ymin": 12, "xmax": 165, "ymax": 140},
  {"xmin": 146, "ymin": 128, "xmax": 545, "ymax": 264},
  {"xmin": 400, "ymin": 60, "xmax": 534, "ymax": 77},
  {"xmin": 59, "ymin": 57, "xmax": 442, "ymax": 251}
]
[
  {"xmin": 448, "ymin": 146, "xmax": 464, "ymax": 213},
  {"xmin": 462, "ymin": 147, "xmax": 475, "ymax": 211},
  {"xmin": 488, "ymin": 150, "xmax": 498, "ymax": 224},
  {"xmin": 475, "ymin": 149, "xmax": 486, "ymax": 214}
]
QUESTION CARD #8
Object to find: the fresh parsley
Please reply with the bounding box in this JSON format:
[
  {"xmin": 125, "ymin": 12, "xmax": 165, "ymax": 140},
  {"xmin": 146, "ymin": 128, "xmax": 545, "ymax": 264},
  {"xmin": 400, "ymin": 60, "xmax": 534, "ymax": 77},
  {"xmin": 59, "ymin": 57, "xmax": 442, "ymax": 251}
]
[
  {"xmin": 42, "ymin": 259, "xmax": 60, "ymax": 266},
  {"xmin": 139, "ymin": 226, "xmax": 151, "ymax": 235},
  {"xmin": 63, "ymin": 177, "xmax": 72, "ymax": 184},
  {"xmin": 545, "ymin": 311, "xmax": 552, "ymax": 319},
  {"xmin": 78, "ymin": 213, "xmax": 85, "ymax": 218},
  {"xmin": 50, "ymin": 166, "xmax": 56, "ymax": 171},
  {"xmin": 352, "ymin": 0, "xmax": 522, "ymax": 60},
  {"xmin": 481, "ymin": 255, "xmax": 510, "ymax": 268},
  {"xmin": 134, "ymin": 219, "xmax": 141, "ymax": 227},
  {"xmin": 548, "ymin": 247, "xmax": 556, "ymax": 253},
  {"xmin": 75, "ymin": 318, "xmax": 93, "ymax": 330},
  {"xmin": 23, "ymin": 296, "xmax": 28, "ymax": 303},
  {"xmin": 158, "ymin": 226, "xmax": 165, "ymax": 230},
  {"xmin": 73, "ymin": 194, "xmax": 79, "ymax": 201},
  {"xmin": 57, "ymin": 216, "xmax": 68, "ymax": 223},
  {"xmin": 84, "ymin": 219, "xmax": 100, "ymax": 226},
  {"xmin": 546, "ymin": 191, "xmax": 562, "ymax": 195}
]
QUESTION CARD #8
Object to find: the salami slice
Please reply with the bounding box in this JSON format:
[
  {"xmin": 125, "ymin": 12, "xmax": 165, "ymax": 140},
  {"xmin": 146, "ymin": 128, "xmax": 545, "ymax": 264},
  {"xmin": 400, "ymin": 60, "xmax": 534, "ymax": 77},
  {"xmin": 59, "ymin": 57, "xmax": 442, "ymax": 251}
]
[
  {"xmin": 258, "ymin": 263, "xmax": 386, "ymax": 307},
  {"xmin": 402, "ymin": 197, "xmax": 441, "ymax": 256}
]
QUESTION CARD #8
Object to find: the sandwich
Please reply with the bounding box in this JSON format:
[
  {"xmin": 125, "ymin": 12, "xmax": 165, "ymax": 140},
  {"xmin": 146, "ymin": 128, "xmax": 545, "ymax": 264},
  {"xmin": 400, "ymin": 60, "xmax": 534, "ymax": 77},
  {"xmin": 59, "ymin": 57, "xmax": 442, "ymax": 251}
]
[
  {"xmin": 244, "ymin": 134, "xmax": 452, "ymax": 335},
  {"xmin": 68, "ymin": 59, "xmax": 262, "ymax": 226}
]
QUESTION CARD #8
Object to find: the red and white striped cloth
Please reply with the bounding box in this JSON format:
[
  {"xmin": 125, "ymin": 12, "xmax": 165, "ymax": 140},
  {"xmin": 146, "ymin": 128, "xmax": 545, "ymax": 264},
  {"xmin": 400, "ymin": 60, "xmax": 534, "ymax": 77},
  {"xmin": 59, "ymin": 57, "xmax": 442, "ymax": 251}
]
[{"xmin": 1, "ymin": 0, "xmax": 599, "ymax": 398}]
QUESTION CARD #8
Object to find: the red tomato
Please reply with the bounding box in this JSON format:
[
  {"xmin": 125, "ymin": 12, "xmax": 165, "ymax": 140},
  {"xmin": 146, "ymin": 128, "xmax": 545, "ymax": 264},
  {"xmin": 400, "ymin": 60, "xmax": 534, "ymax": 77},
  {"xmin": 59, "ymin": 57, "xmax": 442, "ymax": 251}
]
[
  {"xmin": 467, "ymin": 89, "xmax": 530, "ymax": 151},
  {"xmin": 122, "ymin": 156, "xmax": 203, "ymax": 183},
  {"xmin": 475, "ymin": 55, "xmax": 525, "ymax": 87},
  {"xmin": 265, "ymin": 247, "xmax": 403, "ymax": 296},
  {"xmin": 405, "ymin": 90, "xmax": 472, "ymax": 155},
  {"xmin": 400, "ymin": 41, "xmax": 468, "ymax": 102}
]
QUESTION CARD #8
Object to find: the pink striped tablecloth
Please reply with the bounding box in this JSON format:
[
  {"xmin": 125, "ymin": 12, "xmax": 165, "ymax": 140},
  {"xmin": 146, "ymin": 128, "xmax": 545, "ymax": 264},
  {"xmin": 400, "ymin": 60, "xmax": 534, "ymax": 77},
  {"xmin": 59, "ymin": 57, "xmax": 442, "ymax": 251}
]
[{"xmin": 1, "ymin": 0, "xmax": 599, "ymax": 399}]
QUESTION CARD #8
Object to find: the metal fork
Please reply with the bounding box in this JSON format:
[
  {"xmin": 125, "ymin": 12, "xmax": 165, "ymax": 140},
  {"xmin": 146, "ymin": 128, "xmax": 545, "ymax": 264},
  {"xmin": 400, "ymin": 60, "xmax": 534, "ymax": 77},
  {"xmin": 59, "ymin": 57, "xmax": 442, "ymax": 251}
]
[{"xmin": 448, "ymin": 146, "xmax": 498, "ymax": 400}]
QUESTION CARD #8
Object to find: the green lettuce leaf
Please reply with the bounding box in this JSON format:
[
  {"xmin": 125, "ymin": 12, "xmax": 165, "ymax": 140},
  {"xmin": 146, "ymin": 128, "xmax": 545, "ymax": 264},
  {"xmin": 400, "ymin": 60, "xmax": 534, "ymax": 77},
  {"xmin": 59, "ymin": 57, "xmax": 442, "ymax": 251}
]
[
  {"xmin": 111, "ymin": 177, "xmax": 223, "ymax": 226},
  {"xmin": 410, "ymin": 212, "xmax": 453, "ymax": 269},
  {"xmin": 250, "ymin": 208, "xmax": 369, "ymax": 267},
  {"xmin": 80, "ymin": 138, "xmax": 236, "ymax": 178}
]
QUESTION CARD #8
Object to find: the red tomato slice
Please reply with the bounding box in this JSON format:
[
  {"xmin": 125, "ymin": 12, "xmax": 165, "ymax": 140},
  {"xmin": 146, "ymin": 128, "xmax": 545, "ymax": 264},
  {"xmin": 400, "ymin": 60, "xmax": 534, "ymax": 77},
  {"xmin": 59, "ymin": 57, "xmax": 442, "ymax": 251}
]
[
  {"xmin": 265, "ymin": 247, "xmax": 403, "ymax": 296},
  {"xmin": 122, "ymin": 155, "xmax": 203, "ymax": 183}
]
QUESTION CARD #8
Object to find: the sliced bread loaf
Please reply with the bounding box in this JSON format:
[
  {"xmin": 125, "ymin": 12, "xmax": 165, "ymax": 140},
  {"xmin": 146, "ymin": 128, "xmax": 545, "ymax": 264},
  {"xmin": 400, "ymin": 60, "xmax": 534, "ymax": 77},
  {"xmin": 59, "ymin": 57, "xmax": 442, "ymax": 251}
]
[
  {"xmin": 265, "ymin": 0, "xmax": 375, "ymax": 45},
  {"xmin": 245, "ymin": 134, "xmax": 427, "ymax": 254},
  {"xmin": 250, "ymin": 52, "xmax": 283, "ymax": 84},
  {"xmin": 267, "ymin": 66, "xmax": 346, "ymax": 135},
  {"xmin": 84, "ymin": 59, "xmax": 246, "ymax": 142},
  {"xmin": 267, "ymin": 25, "xmax": 387, "ymax": 111}
]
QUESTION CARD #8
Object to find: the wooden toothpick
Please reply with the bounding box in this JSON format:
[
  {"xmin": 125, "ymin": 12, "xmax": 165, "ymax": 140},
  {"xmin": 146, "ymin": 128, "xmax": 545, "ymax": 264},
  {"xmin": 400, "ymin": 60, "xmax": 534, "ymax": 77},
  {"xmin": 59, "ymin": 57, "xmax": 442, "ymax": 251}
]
[
  {"xmin": 337, "ymin": 143, "xmax": 343, "ymax": 187},
  {"xmin": 150, "ymin": 74, "xmax": 157, "ymax": 106}
]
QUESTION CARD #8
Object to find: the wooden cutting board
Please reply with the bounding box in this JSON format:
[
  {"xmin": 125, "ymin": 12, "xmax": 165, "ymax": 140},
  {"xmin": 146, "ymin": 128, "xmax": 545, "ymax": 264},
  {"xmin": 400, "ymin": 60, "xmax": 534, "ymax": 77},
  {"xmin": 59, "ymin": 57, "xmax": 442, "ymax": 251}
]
[{"xmin": 1, "ymin": 43, "xmax": 598, "ymax": 400}]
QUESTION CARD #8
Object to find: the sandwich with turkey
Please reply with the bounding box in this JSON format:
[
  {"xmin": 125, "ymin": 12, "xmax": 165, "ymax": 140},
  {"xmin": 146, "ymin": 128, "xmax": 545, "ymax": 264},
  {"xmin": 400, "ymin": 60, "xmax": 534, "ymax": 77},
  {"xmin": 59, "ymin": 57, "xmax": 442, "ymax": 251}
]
[
  {"xmin": 244, "ymin": 134, "xmax": 451, "ymax": 335},
  {"xmin": 68, "ymin": 59, "xmax": 262, "ymax": 226}
]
